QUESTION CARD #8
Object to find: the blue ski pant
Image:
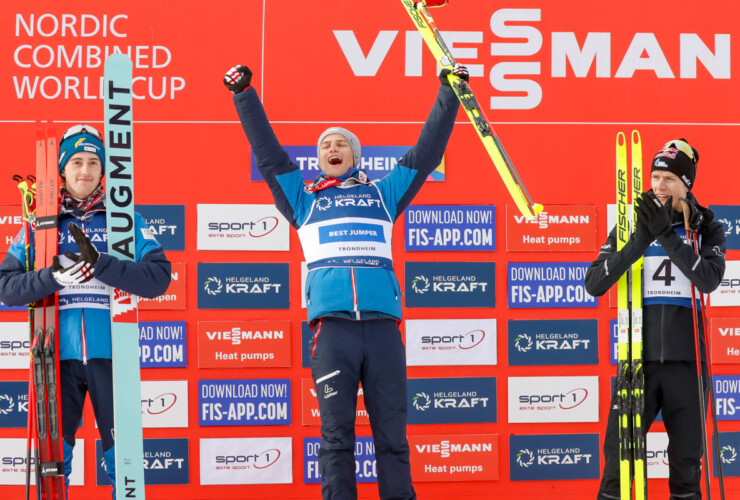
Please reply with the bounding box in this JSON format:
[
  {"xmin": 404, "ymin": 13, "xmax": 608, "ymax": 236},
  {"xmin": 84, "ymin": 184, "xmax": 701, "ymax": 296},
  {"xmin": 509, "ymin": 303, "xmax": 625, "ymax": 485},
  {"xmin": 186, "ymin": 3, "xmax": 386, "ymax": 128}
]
[
  {"xmin": 597, "ymin": 361, "xmax": 709, "ymax": 500},
  {"xmin": 310, "ymin": 317, "xmax": 416, "ymax": 500},
  {"xmin": 60, "ymin": 359, "xmax": 116, "ymax": 486}
]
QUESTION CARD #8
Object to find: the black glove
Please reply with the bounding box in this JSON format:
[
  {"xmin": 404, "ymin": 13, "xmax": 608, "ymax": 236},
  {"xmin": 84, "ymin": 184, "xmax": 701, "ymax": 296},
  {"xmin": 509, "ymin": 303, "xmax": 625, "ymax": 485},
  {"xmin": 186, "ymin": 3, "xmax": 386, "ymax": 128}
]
[
  {"xmin": 440, "ymin": 63, "xmax": 469, "ymax": 87},
  {"xmin": 633, "ymin": 212, "xmax": 654, "ymax": 244},
  {"xmin": 679, "ymin": 197, "xmax": 704, "ymax": 232},
  {"xmin": 223, "ymin": 65, "xmax": 252, "ymax": 94},
  {"xmin": 67, "ymin": 223, "xmax": 99, "ymax": 283},
  {"xmin": 51, "ymin": 255, "xmax": 88, "ymax": 287},
  {"xmin": 635, "ymin": 191, "xmax": 672, "ymax": 237}
]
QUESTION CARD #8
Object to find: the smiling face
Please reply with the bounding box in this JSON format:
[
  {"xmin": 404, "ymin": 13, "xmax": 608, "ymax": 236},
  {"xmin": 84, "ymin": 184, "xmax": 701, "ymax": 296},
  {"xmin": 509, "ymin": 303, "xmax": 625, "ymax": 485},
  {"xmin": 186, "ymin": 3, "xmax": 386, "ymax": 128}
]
[
  {"xmin": 318, "ymin": 133, "xmax": 354, "ymax": 178},
  {"xmin": 650, "ymin": 170, "xmax": 688, "ymax": 210},
  {"xmin": 61, "ymin": 152, "xmax": 102, "ymax": 199}
]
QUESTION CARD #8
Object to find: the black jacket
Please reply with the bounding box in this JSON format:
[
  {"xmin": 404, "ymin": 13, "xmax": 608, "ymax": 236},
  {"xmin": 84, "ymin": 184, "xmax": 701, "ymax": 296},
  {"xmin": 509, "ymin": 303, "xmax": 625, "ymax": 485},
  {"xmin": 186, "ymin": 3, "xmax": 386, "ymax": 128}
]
[{"xmin": 585, "ymin": 194, "xmax": 726, "ymax": 361}]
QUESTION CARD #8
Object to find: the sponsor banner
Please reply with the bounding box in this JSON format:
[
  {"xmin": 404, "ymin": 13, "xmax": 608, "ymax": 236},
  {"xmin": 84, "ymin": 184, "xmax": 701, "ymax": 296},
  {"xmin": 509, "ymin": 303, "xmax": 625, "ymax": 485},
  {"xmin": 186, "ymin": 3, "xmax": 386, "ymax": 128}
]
[
  {"xmin": 710, "ymin": 205, "xmax": 740, "ymax": 250},
  {"xmin": 96, "ymin": 438, "xmax": 189, "ymax": 485},
  {"xmin": 610, "ymin": 319, "xmax": 618, "ymax": 365},
  {"xmin": 508, "ymin": 376, "xmax": 599, "ymax": 423},
  {"xmin": 251, "ymin": 145, "xmax": 444, "ymax": 182},
  {"xmin": 404, "ymin": 205, "xmax": 495, "ymax": 251},
  {"xmin": 713, "ymin": 431, "xmax": 740, "ymax": 477},
  {"xmin": 714, "ymin": 375, "xmax": 740, "ymax": 420},
  {"xmin": 139, "ymin": 320, "xmax": 186, "ymax": 368},
  {"xmin": 197, "ymin": 263, "xmax": 289, "ymax": 310},
  {"xmin": 198, "ymin": 320, "xmax": 291, "ymax": 368},
  {"xmin": 139, "ymin": 261, "xmax": 186, "ymax": 310},
  {"xmin": 301, "ymin": 321, "xmax": 312, "ymax": 368},
  {"xmin": 304, "ymin": 437, "xmax": 377, "ymax": 483},
  {"xmin": 409, "ymin": 434, "xmax": 499, "ymax": 482},
  {"xmin": 506, "ymin": 205, "xmax": 598, "ymax": 251},
  {"xmin": 0, "ymin": 206, "xmax": 22, "ymax": 248},
  {"xmin": 646, "ymin": 432, "xmax": 669, "ymax": 479},
  {"xmin": 711, "ymin": 318, "xmax": 740, "ymax": 364},
  {"xmin": 711, "ymin": 261, "xmax": 740, "ymax": 307},
  {"xmin": 200, "ymin": 437, "xmax": 292, "ymax": 485},
  {"xmin": 508, "ymin": 262, "xmax": 596, "ymax": 308},
  {"xmin": 0, "ymin": 437, "xmax": 83, "ymax": 486},
  {"xmin": 0, "ymin": 381, "xmax": 27, "ymax": 428},
  {"xmin": 508, "ymin": 319, "xmax": 598, "ymax": 366},
  {"xmin": 509, "ymin": 434, "xmax": 599, "ymax": 481},
  {"xmin": 196, "ymin": 204, "xmax": 290, "ymax": 251},
  {"xmin": 141, "ymin": 380, "xmax": 189, "ymax": 428},
  {"xmin": 405, "ymin": 262, "xmax": 495, "ymax": 308},
  {"xmin": 302, "ymin": 378, "xmax": 368, "ymax": 426},
  {"xmin": 405, "ymin": 318, "xmax": 497, "ymax": 367},
  {"xmin": 408, "ymin": 377, "xmax": 496, "ymax": 425},
  {"xmin": 136, "ymin": 204, "xmax": 185, "ymax": 251},
  {"xmin": 199, "ymin": 379, "xmax": 290, "ymax": 426},
  {"xmin": 0, "ymin": 322, "xmax": 30, "ymax": 368}
]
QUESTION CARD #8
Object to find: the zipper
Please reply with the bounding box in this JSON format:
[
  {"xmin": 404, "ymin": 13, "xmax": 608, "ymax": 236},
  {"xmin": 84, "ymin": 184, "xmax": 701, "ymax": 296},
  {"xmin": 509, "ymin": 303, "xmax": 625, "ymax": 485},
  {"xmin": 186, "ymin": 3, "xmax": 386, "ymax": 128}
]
[
  {"xmin": 350, "ymin": 267, "xmax": 360, "ymax": 320},
  {"xmin": 81, "ymin": 309, "xmax": 88, "ymax": 365},
  {"xmin": 311, "ymin": 319, "xmax": 322, "ymax": 358},
  {"xmin": 659, "ymin": 304, "xmax": 665, "ymax": 364}
]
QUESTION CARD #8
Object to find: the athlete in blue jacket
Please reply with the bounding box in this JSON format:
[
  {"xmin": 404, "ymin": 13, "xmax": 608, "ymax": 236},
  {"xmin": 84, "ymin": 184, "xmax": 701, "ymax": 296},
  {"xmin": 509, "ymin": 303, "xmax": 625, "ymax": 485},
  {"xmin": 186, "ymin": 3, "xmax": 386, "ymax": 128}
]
[
  {"xmin": 224, "ymin": 64, "xmax": 464, "ymax": 499},
  {"xmin": 0, "ymin": 124, "xmax": 171, "ymax": 498}
]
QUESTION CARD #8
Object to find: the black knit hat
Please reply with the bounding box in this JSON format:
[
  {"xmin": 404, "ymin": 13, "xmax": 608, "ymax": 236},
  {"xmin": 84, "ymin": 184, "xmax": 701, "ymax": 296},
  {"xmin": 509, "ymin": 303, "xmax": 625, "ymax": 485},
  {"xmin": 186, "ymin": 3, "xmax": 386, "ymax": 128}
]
[{"xmin": 651, "ymin": 138, "xmax": 699, "ymax": 190}]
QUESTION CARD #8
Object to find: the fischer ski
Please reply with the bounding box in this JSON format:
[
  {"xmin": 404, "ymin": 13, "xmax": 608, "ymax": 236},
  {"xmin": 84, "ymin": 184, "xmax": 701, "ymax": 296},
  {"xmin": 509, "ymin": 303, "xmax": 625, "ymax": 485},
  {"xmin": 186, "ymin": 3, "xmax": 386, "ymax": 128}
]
[
  {"xmin": 615, "ymin": 131, "xmax": 631, "ymax": 500},
  {"xmin": 104, "ymin": 53, "xmax": 146, "ymax": 499},
  {"xmin": 399, "ymin": 0, "xmax": 542, "ymax": 220},
  {"xmin": 630, "ymin": 131, "xmax": 646, "ymax": 500},
  {"xmin": 615, "ymin": 130, "xmax": 646, "ymax": 500},
  {"xmin": 31, "ymin": 120, "xmax": 66, "ymax": 499}
]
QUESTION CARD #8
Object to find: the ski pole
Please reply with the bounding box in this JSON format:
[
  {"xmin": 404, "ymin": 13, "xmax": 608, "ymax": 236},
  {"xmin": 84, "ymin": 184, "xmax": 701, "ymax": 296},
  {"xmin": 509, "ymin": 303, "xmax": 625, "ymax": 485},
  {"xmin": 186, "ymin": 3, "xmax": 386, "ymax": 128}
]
[
  {"xmin": 686, "ymin": 221, "xmax": 726, "ymax": 500},
  {"xmin": 681, "ymin": 202, "xmax": 713, "ymax": 500}
]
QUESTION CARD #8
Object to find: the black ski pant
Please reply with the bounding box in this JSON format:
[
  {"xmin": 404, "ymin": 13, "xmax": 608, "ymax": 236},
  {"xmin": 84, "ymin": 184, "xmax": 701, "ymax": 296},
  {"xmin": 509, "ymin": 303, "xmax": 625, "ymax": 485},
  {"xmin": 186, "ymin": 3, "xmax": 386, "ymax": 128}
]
[
  {"xmin": 597, "ymin": 361, "xmax": 709, "ymax": 500},
  {"xmin": 310, "ymin": 317, "xmax": 416, "ymax": 500}
]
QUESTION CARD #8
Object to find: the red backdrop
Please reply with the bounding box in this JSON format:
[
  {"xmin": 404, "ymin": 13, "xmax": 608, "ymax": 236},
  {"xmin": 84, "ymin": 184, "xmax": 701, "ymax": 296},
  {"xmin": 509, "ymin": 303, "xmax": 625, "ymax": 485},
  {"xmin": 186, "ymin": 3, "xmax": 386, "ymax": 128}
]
[{"xmin": 1, "ymin": 1, "xmax": 739, "ymax": 498}]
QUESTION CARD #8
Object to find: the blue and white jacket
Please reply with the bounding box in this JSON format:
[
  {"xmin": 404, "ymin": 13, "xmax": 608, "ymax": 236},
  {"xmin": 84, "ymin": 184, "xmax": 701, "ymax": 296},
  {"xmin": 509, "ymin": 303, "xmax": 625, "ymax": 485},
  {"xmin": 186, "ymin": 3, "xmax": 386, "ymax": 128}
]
[
  {"xmin": 233, "ymin": 85, "xmax": 460, "ymax": 322},
  {"xmin": 0, "ymin": 197, "xmax": 171, "ymax": 361}
]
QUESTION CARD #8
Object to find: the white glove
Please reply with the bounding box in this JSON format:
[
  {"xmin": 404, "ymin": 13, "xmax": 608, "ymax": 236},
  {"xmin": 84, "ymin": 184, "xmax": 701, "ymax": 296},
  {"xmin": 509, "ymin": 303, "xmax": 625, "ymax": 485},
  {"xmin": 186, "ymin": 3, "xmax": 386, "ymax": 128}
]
[{"xmin": 51, "ymin": 255, "xmax": 89, "ymax": 287}]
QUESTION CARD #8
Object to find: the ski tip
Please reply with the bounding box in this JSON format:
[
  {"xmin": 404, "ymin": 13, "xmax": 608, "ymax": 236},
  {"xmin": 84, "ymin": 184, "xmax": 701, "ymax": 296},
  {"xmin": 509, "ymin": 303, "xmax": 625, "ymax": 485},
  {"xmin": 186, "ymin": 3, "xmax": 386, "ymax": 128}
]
[
  {"xmin": 105, "ymin": 53, "xmax": 133, "ymax": 67},
  {"xmin": 616, "ymin": 131, "xmax": 626, "ymax": 145},
  {"xmin": 631, "ymin": 129, "xmax": 641, "ymax": 145},
  {"xmin": 532, "ymin": 203, "xmax": 544, "ymax": 216}
]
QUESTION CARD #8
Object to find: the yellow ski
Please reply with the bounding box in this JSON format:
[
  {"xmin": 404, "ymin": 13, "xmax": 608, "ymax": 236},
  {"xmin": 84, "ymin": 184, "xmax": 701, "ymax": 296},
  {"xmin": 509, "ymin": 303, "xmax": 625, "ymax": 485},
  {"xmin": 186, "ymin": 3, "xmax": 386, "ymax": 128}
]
[{"xmin": 400, "ymin": 0, "xmax": 542, "ymax": 220}]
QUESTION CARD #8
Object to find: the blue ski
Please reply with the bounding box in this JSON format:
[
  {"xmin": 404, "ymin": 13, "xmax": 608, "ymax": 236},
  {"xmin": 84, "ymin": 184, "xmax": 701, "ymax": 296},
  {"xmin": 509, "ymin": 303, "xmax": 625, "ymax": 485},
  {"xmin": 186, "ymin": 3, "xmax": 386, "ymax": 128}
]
[{"xmin": 104, "ymin": 53, "xmax": 145, "ymax": 500}]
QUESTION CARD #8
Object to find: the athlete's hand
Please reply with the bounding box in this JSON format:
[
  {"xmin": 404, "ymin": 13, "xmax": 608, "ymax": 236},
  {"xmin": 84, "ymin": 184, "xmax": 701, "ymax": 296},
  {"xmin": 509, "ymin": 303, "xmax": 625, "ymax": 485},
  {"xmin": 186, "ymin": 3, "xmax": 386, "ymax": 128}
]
[
  {"xmin": 51, "ymin": 255, "xmax": 88, "ymax": 287},
  {"xmin": 679, "ymin": 197, "xmax": 704, "ymax": 232},
  {"xmin": 223, "ymin": 65, "xmax": 252, "ymax": 94},
  {"xmin": 66, "ymin": 223, "xmax": 98, "ymax": 283},
  {"xmin": 635, "ymin": 191, "xmax": 672, "ymax": 237},
  {"xmin": 440, "ymin": 63, "xmax": 469, "ymax": 86}
]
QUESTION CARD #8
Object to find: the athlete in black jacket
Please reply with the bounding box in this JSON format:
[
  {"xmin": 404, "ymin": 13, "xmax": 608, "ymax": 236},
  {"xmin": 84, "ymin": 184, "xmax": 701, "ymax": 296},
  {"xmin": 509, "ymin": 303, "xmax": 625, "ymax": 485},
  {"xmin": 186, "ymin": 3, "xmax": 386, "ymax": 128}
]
[{"xmin": 586, "ymin": 139, "xmax": 726, "ymax": 500}]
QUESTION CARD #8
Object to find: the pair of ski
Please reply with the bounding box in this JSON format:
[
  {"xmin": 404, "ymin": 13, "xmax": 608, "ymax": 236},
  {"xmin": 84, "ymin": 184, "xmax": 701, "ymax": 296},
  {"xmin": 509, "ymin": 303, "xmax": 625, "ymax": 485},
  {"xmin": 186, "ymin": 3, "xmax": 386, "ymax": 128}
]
[
  {"xmin": 22, "ymin": 120, "xmax": 65, "ymax": 500},
  {"xmin": 399, "ymin": 0, "xmax": 542, "ymax": 221},
  {"xmin": 22, "ymin": 54, "xmax": 145, "ymax": 500},
  {"xmin": 616, "ymin": 133, "xmax": 726, "ymax": 499},
  {"xmin": 615, "ymin": 131, "xmax": 646, "ymax": 500}
]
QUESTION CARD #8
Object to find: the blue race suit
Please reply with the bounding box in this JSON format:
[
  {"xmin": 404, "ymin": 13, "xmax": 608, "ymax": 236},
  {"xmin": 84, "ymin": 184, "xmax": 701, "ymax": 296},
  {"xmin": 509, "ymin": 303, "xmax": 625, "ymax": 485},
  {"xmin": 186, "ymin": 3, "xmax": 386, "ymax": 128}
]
[
  {"xmin": 0, "ymin": 195, "xmax": 171, "ymax": 496},
  {"xmin": 233, "ymin": 84, "xmax": 459, "ymax": 499}
]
